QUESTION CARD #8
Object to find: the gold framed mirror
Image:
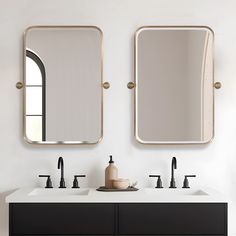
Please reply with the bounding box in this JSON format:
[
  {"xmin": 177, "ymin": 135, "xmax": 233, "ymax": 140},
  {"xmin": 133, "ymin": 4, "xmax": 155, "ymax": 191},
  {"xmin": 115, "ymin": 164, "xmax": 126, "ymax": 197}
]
[
  {"xmin": 23, "ymin": 26, "xmax": 103, "ymax": 145},
  {"xmin": 134, "ymin": 26, "xmax": 214, "ymax": 144}
]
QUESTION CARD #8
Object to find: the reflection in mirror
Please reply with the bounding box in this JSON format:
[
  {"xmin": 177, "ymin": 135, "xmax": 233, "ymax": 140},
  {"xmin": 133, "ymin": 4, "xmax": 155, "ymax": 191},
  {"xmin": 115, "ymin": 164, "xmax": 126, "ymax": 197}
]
[
  {"xmin": 26, "ymin": 50, "xmax": 45, "ymax": 141},
  {"xmin": 24, "ymin": 26, "xmax": 103, "ymax": 144},
  {"xmin": 135, "ymin": 26, "xmax": 214, "ymax": 144}
]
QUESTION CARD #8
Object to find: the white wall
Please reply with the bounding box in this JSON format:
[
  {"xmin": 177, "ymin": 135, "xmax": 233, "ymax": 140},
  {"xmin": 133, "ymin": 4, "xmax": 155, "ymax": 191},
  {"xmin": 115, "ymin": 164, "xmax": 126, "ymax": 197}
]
[{"xmin": 0, "ymin": 0, "xmax": 235, "ymax": 235}]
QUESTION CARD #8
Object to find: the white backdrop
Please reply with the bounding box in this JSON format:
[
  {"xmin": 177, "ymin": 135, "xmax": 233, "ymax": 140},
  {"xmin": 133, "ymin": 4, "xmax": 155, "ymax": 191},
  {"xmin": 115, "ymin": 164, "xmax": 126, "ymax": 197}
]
[{"xmin": 0, "ymin": 0, "xmax": 236, "ymax": 235}]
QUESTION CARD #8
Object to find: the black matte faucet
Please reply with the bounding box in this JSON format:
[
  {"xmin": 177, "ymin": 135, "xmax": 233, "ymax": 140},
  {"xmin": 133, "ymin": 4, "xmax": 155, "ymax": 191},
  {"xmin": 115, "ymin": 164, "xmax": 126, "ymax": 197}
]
[
  {"xmin": 58, "ymin": 157, "xmax": 66, "ymax": 188},
  {"xmin": 169, "ymin": 157, "xmax": 177, "ymax": 188}
]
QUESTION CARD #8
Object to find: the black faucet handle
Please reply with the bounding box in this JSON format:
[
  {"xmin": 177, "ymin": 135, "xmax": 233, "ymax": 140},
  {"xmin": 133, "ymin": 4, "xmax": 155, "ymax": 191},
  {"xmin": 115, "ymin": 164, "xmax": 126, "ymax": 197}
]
[
  {"xmin": 75, "ymin": 175, "xmax": 86, "ymax": 178},
  {"xmin": 182, "ymin": 175, "xmax": 196, "ymax": 188},
  {"xmin": 39, "ymin": 175, "xmax": 53, "ymax": 188},
  {"xmin": 72, "ymin": 175, "xmax": 86, "ymax": 188},
  {"xmin": 149, "ymin": 175, "xmax": 163, "ymax": 188}
]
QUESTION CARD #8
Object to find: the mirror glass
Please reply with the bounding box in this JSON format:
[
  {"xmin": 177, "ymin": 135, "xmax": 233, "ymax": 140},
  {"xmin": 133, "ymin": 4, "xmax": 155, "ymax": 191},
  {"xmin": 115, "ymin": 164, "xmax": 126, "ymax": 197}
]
[
  {"xmin": 24, "ymin": 26, "xmax": 103, "ymax": 144},
  {"xmin": 135, "ymin": 27, "xmax": 214, "ymax": 144}
]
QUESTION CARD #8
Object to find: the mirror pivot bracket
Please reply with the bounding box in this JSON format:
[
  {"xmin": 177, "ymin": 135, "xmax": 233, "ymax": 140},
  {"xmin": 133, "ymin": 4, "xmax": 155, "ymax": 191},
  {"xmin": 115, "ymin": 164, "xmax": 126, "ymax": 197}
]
[
  {"xmin": 127, "ymin": 82, "xmax": 135, "ymax": 89},
  {"xmin": 103, "ymin": 82, "xmax": 110, "ymax": 89},
  {"xmin": 16, "ymin": 82, "xmax": 24, "ymax": 89},
  {"xmin": 214, "ymin": 82, "xmax": 222, "ymax": 89}
]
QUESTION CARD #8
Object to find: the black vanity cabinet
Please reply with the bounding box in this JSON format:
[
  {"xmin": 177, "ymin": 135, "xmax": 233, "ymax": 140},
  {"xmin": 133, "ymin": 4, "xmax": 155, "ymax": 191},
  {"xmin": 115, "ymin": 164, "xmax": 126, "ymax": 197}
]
[
  {"xmin": 118, "ymin": 203, "xmax": 227, "ymax": 235},
  {"xmin": 9, "ymin": 203, "xmax": 227, "ymax": 236},
  {"xmin": 10, "ymin": 203, "xmax": 115, "ymax": 235}
]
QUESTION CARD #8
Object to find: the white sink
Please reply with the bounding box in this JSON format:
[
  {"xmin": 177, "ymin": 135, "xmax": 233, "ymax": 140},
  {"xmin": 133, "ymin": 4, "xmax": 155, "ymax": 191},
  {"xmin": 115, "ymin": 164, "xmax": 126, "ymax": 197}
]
[
  {"xmin": 144, "ymin": 188, "xmax": 209, "ymax": 196},
  {"xmin": 28, "ymin": 188, "xmax": 90, "ymax": 197}
]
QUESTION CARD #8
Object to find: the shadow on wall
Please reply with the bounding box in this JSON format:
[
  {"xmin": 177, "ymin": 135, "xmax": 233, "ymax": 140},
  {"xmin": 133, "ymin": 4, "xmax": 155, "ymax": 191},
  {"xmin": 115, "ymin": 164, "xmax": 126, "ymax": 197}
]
[{"xmin": 0, "ymin": 190, "xmax": 15, "ymax": 236}]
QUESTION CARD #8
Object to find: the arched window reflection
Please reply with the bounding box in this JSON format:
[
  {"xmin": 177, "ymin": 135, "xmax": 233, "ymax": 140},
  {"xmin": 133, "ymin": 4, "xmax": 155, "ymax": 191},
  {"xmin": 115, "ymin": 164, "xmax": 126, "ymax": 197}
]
[{"xmin": 25, "ymin": 50, "xmax": 46, "ymax": 141}]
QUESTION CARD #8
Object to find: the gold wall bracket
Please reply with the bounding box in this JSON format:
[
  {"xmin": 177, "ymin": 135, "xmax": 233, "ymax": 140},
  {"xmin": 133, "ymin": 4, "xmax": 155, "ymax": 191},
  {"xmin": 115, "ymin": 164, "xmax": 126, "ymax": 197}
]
[
  {"xmin": 127, "ymin": 82, "xmax": 135, "ymax": 89},
  {"xmin": 103, "ymin": 82, "xmax": 110, "ymax": 89},
  {"xmin": 16, "ymin": 82, "xmax": 24, "ymax": 89},
  {"xmin": 214, "ymin": 82, "xmax": 222, "ymax": 89}
]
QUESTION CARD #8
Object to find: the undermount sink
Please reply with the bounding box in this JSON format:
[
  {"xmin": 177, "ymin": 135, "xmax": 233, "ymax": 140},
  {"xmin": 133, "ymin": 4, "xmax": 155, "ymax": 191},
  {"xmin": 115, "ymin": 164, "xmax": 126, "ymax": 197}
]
[
  {"xmin": 144, "ymin": 188, "xmax": 209, "ymax": 196},
  {"xmin": 28, "ymin": 188, "xmax": 90, "ymax": 197}
]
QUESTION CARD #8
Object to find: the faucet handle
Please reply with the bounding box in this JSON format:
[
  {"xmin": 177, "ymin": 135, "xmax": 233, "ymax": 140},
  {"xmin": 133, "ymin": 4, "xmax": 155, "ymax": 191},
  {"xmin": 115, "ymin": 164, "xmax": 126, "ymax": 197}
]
[
  {"xmin": 149, "ymin": 175, "xmax": 163, "ymax": 188},
  {"xmin": 39, "ymin": 175, "xmax": 53, "ymax": 188},
  {"xmin": 182, "ymin": 175, "xmax": 196, "ymax": 188},
  {"xmin": 72, "ymin": 175, "xmax": 86, "ymax": 188}
]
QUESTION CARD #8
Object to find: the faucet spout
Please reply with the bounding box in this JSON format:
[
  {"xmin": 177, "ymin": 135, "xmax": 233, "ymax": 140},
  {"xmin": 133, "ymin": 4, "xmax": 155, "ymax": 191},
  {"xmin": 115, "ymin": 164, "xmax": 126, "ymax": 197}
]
[
  {"xmin": 58, "ymin": 157, "xmax": 64, "ymax": 178},
  {"xmin": 58, "ymin": 157, "xmax": 66, "ymax": 188},
  {"xmin": 170, "ymin": 157, "xmax": 177, "ymax": 188}
]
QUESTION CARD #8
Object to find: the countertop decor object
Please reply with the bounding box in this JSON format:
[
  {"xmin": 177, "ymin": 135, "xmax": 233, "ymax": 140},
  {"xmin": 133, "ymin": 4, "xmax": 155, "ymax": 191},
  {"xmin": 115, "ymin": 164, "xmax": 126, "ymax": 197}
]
[
  {"xmin": 96, "ymin": 186, "xmax": 139, "ymax": 192},
  {"xmin": 113, "ymin": 178, "xmax": 130, "ymax": 189},
  {"xmin": 105, "ymin": 155, "xmax": 118, "ymax": 188}
]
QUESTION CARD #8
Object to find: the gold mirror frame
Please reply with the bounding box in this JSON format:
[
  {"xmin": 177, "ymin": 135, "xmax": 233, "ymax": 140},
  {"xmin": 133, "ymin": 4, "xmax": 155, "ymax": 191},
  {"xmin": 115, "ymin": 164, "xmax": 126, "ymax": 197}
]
[
  {"xmin": 22, "ymin": 25, "xmax": 106, "ymax": 145},
  {"xmin": 134, "ymin": 26, "xmax": 216, "ymax": 145}
]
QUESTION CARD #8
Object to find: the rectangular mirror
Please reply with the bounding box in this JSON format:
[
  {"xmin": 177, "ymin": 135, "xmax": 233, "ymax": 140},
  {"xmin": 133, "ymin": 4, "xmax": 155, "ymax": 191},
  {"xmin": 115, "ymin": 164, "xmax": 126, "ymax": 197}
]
[
  {"xmin": 24, "ymin": 26, "xmax": 103, "ymax": 144},
  {"xmin": 135, "ymin": 26, "xmax": 214, "ymax": 144}
]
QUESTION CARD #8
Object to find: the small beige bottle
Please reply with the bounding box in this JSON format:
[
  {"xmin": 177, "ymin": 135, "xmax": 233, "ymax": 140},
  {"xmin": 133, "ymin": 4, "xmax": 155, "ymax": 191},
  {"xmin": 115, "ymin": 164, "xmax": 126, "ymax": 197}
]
[{"xmin": 105, "ymin": 155, "xmax": 118, "ymax": 189}]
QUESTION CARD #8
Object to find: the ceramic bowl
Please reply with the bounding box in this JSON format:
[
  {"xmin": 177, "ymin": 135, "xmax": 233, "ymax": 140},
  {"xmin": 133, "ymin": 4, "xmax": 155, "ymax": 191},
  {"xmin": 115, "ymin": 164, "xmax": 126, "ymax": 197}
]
[{"xmin": 113, "ymin": 179, "xmax": 130, "ymax": 189}]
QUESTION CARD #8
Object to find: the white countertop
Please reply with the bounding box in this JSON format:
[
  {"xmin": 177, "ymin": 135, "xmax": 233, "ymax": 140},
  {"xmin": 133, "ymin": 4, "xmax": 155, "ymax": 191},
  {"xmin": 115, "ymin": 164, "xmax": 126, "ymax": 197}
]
[{"xmin": 5, "ymin": 187, "xmax": 227, "ymax": 203}]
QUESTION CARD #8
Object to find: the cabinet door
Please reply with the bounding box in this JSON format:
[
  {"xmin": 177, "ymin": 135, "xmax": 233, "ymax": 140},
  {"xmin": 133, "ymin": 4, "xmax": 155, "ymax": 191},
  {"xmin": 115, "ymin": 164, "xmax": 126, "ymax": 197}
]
[
  {"xmin": 118, "ymin": 203, "xmax": 226, "ymax": 235},
  {"xmin": 11, "ymin": 203, "xmax": 115, "ymax": 235}
]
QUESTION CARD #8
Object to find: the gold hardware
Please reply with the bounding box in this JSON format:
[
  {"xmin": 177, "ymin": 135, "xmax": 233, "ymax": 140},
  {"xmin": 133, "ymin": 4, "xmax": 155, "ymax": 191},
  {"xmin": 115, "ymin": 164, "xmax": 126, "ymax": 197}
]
[
  {"xmin": 214, "ymin": 82, "xmax": 221, "ymax": 89},
  {"xmin": 127, "ymin": 82, "xmax": 135, "ymax": 89},
  {"xmin": 16, "ymin": 82, "xmax": 24, "ymax": 89},
  {"xmin": 103, "ymin": 82, "xmax": 110, "ymax": 89}
]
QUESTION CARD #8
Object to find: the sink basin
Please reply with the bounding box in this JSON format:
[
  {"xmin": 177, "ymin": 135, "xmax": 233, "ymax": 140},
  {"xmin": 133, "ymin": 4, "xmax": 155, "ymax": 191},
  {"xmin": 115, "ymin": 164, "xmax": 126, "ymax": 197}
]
[
  {"xmin": 144, "ymin": 188, "xmax": 209, "ymax": 196},
  {"xmin": 28, "ymin": 188, "xmax": 90, "ymax": 197}
]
